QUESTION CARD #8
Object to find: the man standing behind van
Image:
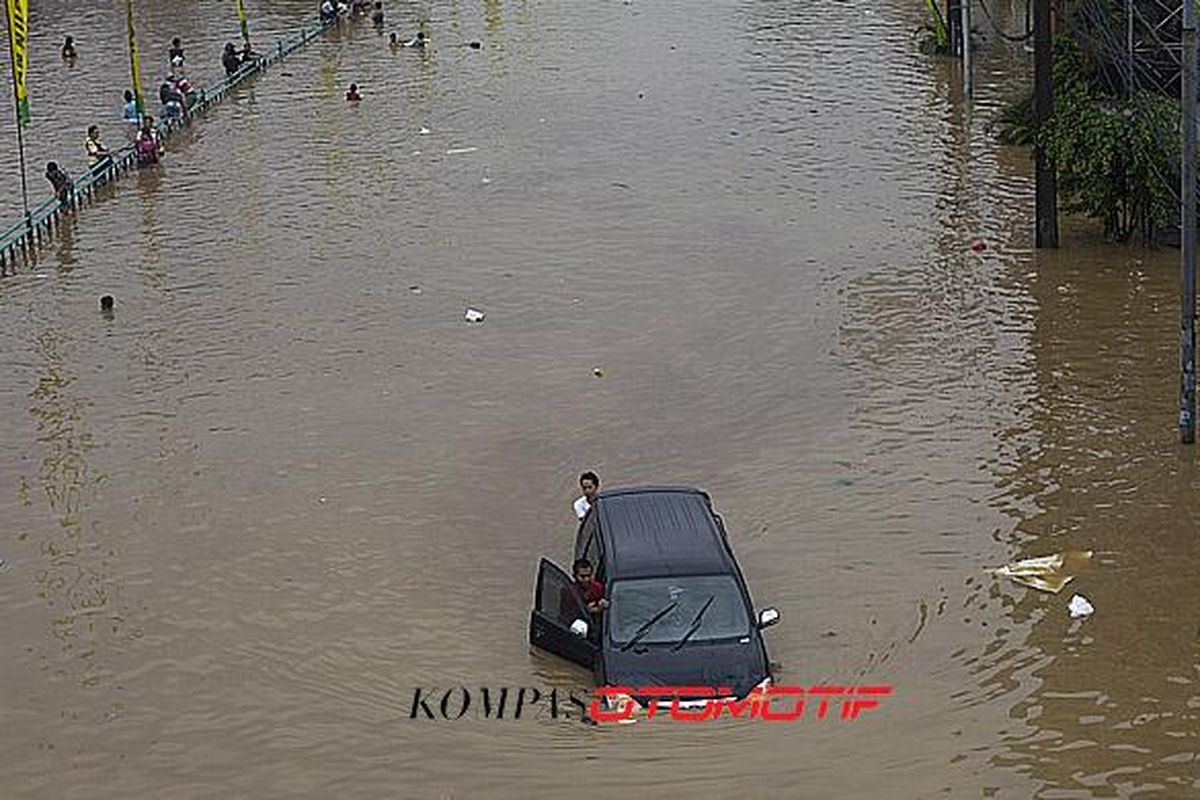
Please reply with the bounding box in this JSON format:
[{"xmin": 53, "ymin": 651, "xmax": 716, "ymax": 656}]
[{"xmin": 574, "ymin": 471, "xmax": 600, "ymax": 519}]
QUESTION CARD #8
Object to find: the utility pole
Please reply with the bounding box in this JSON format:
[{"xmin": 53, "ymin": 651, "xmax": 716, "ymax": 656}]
[
  {"xmin": 962, "ymin": 0, "xmax": 972, "ymax": 99},
  {"xmin": 947, "ymin": 0, "xmax": 960, "ymax": 56},
  {"xmin": 1033, "ymin": 0, "xmax": 1058, "ymax": 248},
  {"xmin": 1181, "ymin": 0, "xmax": 1197, "ymax": 443}
]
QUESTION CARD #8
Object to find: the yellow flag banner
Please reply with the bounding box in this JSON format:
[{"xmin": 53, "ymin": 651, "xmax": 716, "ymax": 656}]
[
  {"xmin": 236, "ymin": 0, "xmax": 250, "ymax": 46},
  {"xmin": 125, "ymin": 0, "xmax": 145, "ymax": 114},
  {"xmin": 5, "ymin": 0, "xmax": 29, "ymax": 124}
]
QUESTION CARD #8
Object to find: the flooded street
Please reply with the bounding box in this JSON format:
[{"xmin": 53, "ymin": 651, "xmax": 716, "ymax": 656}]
[{"xmin": 1, "ymin": 0, "xmax": 1198, "ymax": 796}]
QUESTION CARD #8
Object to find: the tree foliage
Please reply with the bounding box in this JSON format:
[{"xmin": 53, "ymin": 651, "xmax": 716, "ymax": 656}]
[
  {"xmin": 1037, "ymin": 35, "xmax": 1179, "ymax": 242},
  {"xmin": 994, "ymin": 35, "xmax": 1181, "ymax": 243}
]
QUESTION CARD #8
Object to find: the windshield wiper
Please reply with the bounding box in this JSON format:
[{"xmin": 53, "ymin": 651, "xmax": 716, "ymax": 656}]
[
  {"xmin": 620, "ymin": 601, "xmax": 678, "ymax": 651},
  {"xmin": 671, "ymin": 595, "xmax": 715, "ymax": 651}
]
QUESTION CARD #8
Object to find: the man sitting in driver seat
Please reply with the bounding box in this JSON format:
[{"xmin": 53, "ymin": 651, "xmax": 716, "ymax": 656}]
[{"xmin": 560, "ymin": 557, "xmax": 608, "ymax": 626}]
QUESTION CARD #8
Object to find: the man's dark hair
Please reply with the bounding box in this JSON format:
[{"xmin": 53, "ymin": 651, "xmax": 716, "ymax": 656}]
[
  {"xmin": 572, "ymin": 557, "xmax": 592, "ymax": 573},
  {"xmin": 46, "ymin": 161, "xmax": 58, "ymax": 172},
  {"xmin": 579, "ymin": 470, "xmax": 599, "ymax": 486}
]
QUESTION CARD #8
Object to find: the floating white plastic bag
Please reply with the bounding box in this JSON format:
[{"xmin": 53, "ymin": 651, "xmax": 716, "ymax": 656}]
[{"xmin": 1068, "ymin": 594, "xmax": 1094, "ymax": 619}]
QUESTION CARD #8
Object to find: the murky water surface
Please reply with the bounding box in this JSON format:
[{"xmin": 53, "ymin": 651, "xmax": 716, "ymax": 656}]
[{"xmin": 1, "ymin": 1, "xmax": 1197, "ymax": 797}]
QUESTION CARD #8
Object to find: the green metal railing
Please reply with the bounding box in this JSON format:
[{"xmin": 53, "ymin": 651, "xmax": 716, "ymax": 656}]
[{"xmin": 0, "ymin": 19, "xmax": 330, "ymax": 274}]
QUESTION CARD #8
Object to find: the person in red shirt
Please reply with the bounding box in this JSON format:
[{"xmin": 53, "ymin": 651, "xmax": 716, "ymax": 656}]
[{"xmin": 572, "ymin": 558, "xmax": 608, "ymax": 615}]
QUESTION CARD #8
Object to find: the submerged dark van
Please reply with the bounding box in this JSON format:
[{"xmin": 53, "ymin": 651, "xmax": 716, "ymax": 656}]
[{"xmin": 529, "ymin": 486, "xmax": 779, "ymax": 702}]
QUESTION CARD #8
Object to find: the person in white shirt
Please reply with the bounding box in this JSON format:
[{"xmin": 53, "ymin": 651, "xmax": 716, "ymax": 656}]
[{"xmin": 573, "ymin": 471, "xmax": 600, "ymax": 519}]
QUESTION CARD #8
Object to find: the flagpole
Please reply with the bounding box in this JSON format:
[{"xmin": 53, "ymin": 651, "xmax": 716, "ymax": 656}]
[
  {"xmin": 125, "ymin": 0, "xmax": 144, "ymax": 115},
  {"xmin": 237, "ymin": 0, "xmax": 251, "ymax": 49},
  {"xmin": 3, "ymin": 0, "xmax": 32, "ymax": 237}
]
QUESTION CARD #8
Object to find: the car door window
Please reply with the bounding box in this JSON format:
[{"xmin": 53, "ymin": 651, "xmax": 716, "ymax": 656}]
[
  {"xmin": 575, "ymin": 510, "xmax": 599, "ymax": 562},
  {"xmin": 537, "ymin": 558, "xmax": 586, "ymax": 625}
]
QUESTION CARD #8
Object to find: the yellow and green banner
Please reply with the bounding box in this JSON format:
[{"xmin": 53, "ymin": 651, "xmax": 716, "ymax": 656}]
[
  {"xmin": 125, "ymin": 0, "xmax": 145, "ymax": 114},
  {"xmin": 5, "ymin": 0, "xmax": 29, "ymax": 125},
  {"xmin": 236, "ymin": 0, "xmax": 250, "ymax": 46}
]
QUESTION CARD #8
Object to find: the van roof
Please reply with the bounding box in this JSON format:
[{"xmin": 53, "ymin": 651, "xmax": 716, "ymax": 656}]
[{"xmin": 595, "ymin": 486, "xmax": 734, "ymax": 580}]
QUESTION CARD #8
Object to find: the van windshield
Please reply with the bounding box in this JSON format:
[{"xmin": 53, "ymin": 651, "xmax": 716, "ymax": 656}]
[{"xmin": 609, "ymin": 575, "xmax": 751, "ymax": 646}]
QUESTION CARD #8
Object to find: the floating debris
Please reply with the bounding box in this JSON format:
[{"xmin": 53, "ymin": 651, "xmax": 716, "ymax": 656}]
[
  {"xmin": 592, "ymin": 366, "xmax": 603, "ymax": 377},
  {"xmin": 446, "ymin": 147, "xmax": 478, "ymax": 155},
  {"xmin": 419, "ymin": 126, "xmax": 432, "ymax": 135},
  {"xmin": 992, "ymin": 550, "xmax": 1093, "ymax": 594},
  {"xmin": 1068, "ymin": 594, "xmax": 1094, "ymax": 619},
  {"xmin": 464, "ymin": 308, "xmax": 486, "ymax": 323}
]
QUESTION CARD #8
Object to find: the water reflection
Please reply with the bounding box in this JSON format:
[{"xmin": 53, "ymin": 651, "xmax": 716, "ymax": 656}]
[
  {"xmin": 993, "ymin": 242, "xmax": 1200, "ymax": 795},
  {"xmin": 26, "ymin": 327, "xmax": 125, "ymax": 689}
]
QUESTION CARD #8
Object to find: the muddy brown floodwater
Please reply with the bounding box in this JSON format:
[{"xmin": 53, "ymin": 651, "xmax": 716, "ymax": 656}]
[{"xmin": 1, "ymin": 0, "xmax": 1198, "ymax": 797}]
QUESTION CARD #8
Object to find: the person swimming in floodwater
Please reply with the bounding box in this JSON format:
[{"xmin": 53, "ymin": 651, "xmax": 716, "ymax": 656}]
[
  {"xmin": 372, "ymin": 2, "xmax": 385, "ymax": 27},
  {"xmin": 403, "ymin": 31, "xmax": 426, "ymax": 48},
  {"xmin": 62, "ymin": 36, "xmax": 77, "ymax": 61},
  {"xmin": 389, "ymin": 32, "xmax": 400, "ymax": 50},
  {"xmin": 346, "ymin": 83, "xmax": 362, "ymax": 102}
]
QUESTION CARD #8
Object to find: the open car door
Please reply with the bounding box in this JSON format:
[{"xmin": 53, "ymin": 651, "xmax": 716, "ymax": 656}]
[{"xmin": 529, "ymin": 558, "xmax": 597, "ymax": 670}]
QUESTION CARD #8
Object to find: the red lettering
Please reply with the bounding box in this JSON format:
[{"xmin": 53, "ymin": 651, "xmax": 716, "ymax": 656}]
[
  {"xmin": 590, "ymin": 686, "xmax": 636, "ymax": 723},
  {"xmin": 808, "ymin": 685, "xmax": 848, "ymax": 720},
  {"xmin": 668, "ymin": 697, "xmax": 718, "ymax": 722},
  {"xmin": 841, "ymin": 685, "xmax": 892, "ymax": 720},
  {"xmin": 759, "ymin": 685, "xmax": 805, "ymax": 721},
  {"xmin": 717, "ymin": 691, "xmax": 762, "ymax": 719}
]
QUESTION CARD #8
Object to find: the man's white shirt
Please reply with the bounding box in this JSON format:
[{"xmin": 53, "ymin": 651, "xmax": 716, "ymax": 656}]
[{"xmin": 574, "ymin": 496, "xmax": 590, "ymax": 519}]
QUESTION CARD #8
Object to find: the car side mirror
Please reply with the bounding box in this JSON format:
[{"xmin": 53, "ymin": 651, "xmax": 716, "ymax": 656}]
[
  {"xmin": 757, "ymin": 607, "xmax": 780, "ymax": 629},
  {"xmin": 570, "ymin": 619, "xmax": 589, "ymax": 638}
]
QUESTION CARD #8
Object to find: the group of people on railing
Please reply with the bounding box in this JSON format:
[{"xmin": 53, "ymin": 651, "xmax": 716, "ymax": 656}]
[
  {"xmin": 42, "ymin": 30, "xmax": 276, "ymax": 206},
  {"xmin": 321, "ymin": 0, "xmax": 385, "ymax": 27}
]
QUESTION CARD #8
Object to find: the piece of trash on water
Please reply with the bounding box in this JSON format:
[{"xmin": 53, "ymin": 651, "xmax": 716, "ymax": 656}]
[
  {"xmin": 464, "ymin": 308, "xmax": 486, "ymax": 323},
  {"xmin": 446, "ymin": 147, "xmax": 478, "ymax": 155},
  {"xmin": 419, "ymin": 126, "xmax": 431, "ymax": 135},
  {"xmin": 481, "ymin": 176, "xmax": 492, "ymax": 185},
  {"xmin": 969, "ymin": 238, "xmax": 987, "ymax": 252},
  {"xmin": 1068, "ymin": 594, "xmax": 1094, "ymax": 618},
  {"xmin": 409, "ymin": 285, "xmax": 422, "ymax": 295},
  {"xmin": 991, "ymin": 550, "xmax": 1093, "ymax": 594},
  {"xmin": 592, "ymin": 366, "xmax": 603, "ymax": 377}
]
